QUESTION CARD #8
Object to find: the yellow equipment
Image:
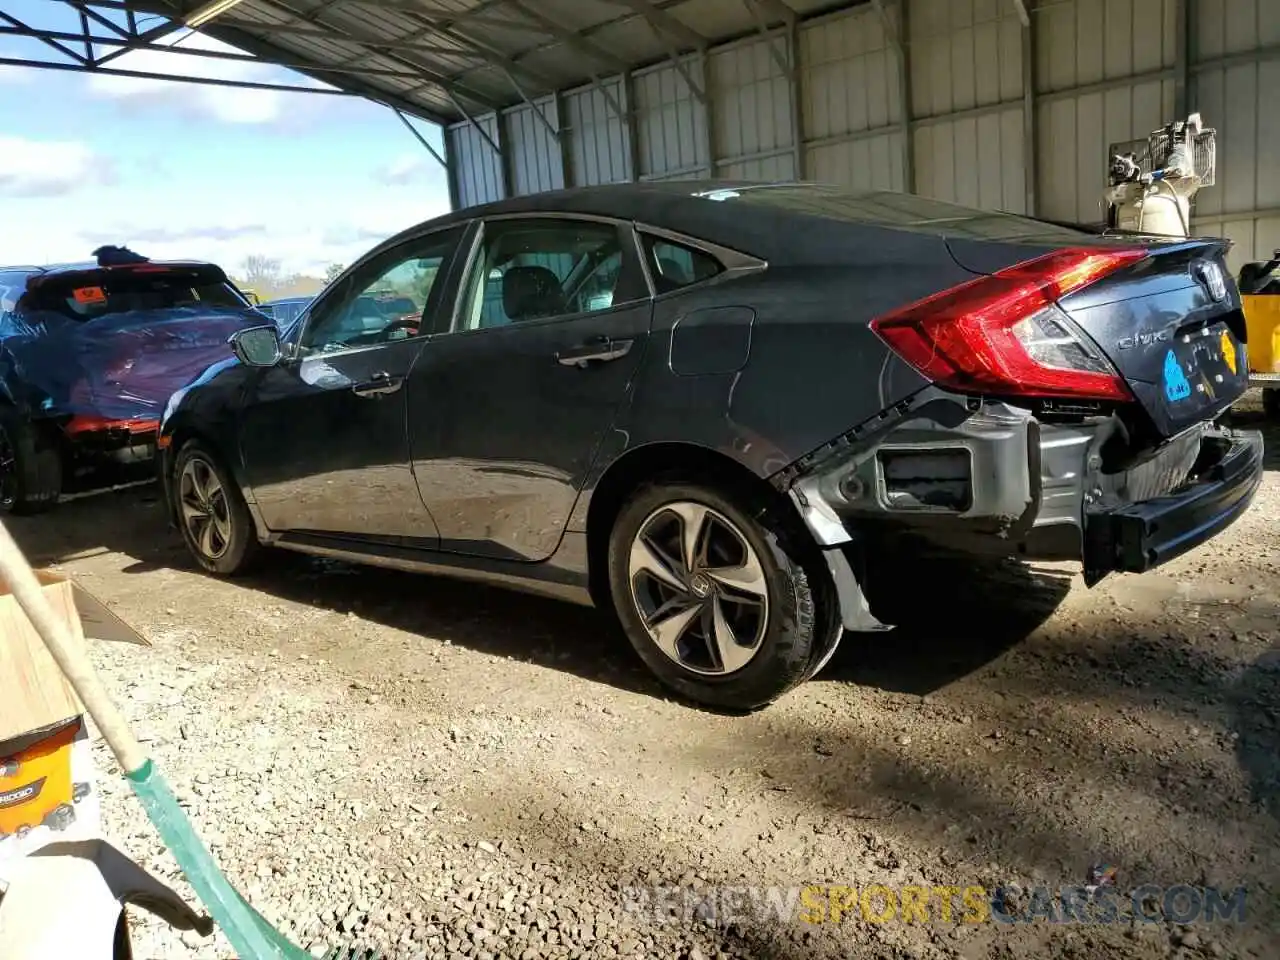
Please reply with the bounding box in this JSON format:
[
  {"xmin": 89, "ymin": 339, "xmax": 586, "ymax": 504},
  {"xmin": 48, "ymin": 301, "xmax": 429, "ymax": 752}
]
[{"xmin": 1239, "ymin": 250, "xmax": 1280, "ymax": 418}]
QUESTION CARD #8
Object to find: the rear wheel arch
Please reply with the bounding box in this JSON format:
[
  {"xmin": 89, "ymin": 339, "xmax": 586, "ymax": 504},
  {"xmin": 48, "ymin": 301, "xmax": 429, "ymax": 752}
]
[{"xmin": 584, "ymin": 441, "xmax": 811, "ymax": 609}]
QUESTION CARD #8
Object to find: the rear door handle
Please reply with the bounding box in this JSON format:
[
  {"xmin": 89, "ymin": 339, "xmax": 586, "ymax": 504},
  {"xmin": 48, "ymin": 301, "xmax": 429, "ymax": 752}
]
[
  {"xmin": 555, "ymin": 337, "xmax": 634, "ymax": 368},
  {"xmin": 351, "ymin": 371, "xmax": 404, "ymax": 398}
]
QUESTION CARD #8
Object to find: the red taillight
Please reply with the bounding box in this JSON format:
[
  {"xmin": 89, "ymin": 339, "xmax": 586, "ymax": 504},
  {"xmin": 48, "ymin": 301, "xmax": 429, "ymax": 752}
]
[{"xmin": 871, "ymin": 247, "xmax": 1148, "ymax": 401}]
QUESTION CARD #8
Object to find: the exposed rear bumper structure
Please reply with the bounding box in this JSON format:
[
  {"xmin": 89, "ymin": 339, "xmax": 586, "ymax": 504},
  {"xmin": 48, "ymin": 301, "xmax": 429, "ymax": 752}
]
[
  {"xmin": 1083, "ymin": 429, "xmax": 1262, "ymax": 582},
  {"xmin": 783, "ymin": 388, "xmax": 1264, "ymax": 630}
]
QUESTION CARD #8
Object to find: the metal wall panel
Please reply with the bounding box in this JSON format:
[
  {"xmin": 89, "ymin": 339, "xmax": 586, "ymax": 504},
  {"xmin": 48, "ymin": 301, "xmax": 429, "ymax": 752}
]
[
  {"xmin": 1192, "ymin": 214, "xmax": 1280, "ymax": 273},
  {"xmin": 504, "ymin": 98, "xmax": 564, "ymax": 197},
  {"xmin": 1194, "ymin": 0, "xmax": 1280, "ymax": 58},
  {"xmin": 909, "ymin": 0, "xmax": 1022, "ymax": 119},
  {"xmin": 1189, "ymin": 54, "xmax": 1280, "ymax": 270},
  {"xmin": 805, "ymin": 132, "xmax": 906, "ymax": 191},
  {"xmin": 1037, "ymin": 78, "xmax": 1176, "ymax": 223},
  {"xmin": 633, "ymin": 57, "xmax": 709, "ymax": 179},
  {"xmin": 1032, "ymin": 0, "xmax": 1177, "ymax": 225},
  {"xmin": 709, "ymin": 34, "xmax": 795, "ymax": 168},
  {"xmin": 448, "ymin": 115, "xmax": 504, "ymax": 209},
  {"xmin": 800, "ymin": 6, "xmax": 901, "ymax": 140},
  {"xmin": 914, "ymin": 108, "xmax": 1026, "ymax": 212},
  {"xmin": 563, "ymin": 81, "xmax": 632, "ymax": 186},
  {"xmin": 441, "ymin": 1, "xmax": 1277, "ymax": 263},
  {"xmin": 1035, "ymin": 0, "xmax": 1177, "ymax": 95}
]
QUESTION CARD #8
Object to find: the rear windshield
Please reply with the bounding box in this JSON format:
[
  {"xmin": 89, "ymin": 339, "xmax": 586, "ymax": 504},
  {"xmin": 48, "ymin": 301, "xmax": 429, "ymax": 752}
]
[
  {"xmin": 19, "ymin": 268, "xmax": 246, "ymax": 322},
  {"xmin": 692, "ymin": 183, "xmax": 1097, "ymax": 243}
]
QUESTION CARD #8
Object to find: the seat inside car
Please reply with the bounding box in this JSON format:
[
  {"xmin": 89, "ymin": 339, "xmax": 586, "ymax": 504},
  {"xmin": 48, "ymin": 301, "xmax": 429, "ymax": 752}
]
[{"xmin": 502, "ymin": 265, "xmax": 566, "ymax": 321}]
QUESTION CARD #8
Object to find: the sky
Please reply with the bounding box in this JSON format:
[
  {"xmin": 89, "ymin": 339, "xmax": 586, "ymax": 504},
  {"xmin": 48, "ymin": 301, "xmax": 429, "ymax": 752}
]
[{"xmin": 0, "ymin": 0, "xmax": 452, "ymax": 278}]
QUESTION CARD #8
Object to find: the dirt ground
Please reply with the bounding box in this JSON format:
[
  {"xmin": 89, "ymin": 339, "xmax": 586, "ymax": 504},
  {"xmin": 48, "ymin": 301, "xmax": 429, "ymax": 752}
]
[{"xmin": 8, "ymin": 400, "xmax": 1280, "ymax": 960}]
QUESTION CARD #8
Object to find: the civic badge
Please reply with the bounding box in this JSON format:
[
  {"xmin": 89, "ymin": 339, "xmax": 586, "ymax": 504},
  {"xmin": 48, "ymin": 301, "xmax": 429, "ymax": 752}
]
[{"xmin": 1196, "ymin": 260, "xmax": 1227, "ymax": 301}]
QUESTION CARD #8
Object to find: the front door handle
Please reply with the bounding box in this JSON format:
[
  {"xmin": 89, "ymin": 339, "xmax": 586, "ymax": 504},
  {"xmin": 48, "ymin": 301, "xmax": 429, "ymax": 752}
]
[
  {"xmin": 351, "ymin": 371, "xmax": 404, "ymax": 398},
  {"xmin": 555, "ymin": 337, "xmax": 634, "ymax": 368}
]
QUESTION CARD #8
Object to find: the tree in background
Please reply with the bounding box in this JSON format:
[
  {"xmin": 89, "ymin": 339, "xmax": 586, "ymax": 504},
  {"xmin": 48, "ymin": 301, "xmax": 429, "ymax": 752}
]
[
  {"xmin": 231, "ymin": 254, "xmax": 327, "ymax": 301},
  {"xmin": 324, "ymin": 263, "xmax": 345, "ymax": 284},
  {"xmin": 240, "ymin": 254, "xmax": 282, "ymax": 291}
]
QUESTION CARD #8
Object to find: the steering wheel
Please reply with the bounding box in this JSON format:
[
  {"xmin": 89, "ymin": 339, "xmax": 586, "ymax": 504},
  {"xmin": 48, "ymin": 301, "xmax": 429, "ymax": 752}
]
[{"xmin": 382, "ymin": 313, "xmax": 421, "ymax": 337}]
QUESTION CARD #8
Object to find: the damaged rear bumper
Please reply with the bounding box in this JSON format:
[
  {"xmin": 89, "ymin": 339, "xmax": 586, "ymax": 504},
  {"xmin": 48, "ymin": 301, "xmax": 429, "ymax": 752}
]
[
  {"xmin": 781, "ymin": 388, "xmax": 1264, "ymax": 631},
  {"xmin": 1082, "ymin": 429, "xmax": 1262, "ymax": 583}
]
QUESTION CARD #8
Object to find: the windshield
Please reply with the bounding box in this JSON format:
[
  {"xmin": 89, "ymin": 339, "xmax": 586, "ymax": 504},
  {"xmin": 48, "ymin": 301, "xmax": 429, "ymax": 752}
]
[
  {"xmin": 19, "ymin": 268, "xmax": 247, "ymax": 323},
  {"xmin": 693, "ymin": 183, "xmax": 1097, "ymax": 243}
]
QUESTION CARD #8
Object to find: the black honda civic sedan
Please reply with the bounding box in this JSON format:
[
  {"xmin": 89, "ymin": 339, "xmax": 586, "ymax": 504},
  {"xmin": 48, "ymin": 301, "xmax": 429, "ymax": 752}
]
[{"xmin": 158, "ymin": 181, "xmax": 1262, "ymax": 710}]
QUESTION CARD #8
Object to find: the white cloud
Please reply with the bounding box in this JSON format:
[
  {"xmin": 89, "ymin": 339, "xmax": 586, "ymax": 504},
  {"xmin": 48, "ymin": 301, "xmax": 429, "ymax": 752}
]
[
  {"xmin": 34, "ymin": 193, "xmax": 454, "ymax": 279},
  {"xmin": 85, "ymin": 31, "xmax": 331, "ymax": 125},
  {"xmin": 0, "ymin": 137, "xmax": 112, "ymax": 198},
  {"xmin": 373, "ymin": 152, "xmax": 447, "ymax": 187}
]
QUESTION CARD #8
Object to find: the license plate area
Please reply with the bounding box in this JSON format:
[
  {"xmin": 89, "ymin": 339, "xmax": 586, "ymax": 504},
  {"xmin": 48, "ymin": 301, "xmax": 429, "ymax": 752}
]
[{"xmin": 1158, "ymin": 318, "xmax": 1248, "ymax": 419}]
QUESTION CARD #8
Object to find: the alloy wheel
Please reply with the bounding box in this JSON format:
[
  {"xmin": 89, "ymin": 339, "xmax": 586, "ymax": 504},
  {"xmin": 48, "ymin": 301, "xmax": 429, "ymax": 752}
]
[
  {"xmin": 179, "ymin": 457, "xmax": 233, "ymax": 560},
  {"xmin": 627, "ymin": 500, "xmax": 770, "ymax": 676}
]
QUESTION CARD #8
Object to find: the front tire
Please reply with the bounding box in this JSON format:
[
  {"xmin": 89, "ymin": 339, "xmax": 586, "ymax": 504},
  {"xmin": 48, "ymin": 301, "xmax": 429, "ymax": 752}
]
[
  {"xmin": 172, "ymin": 441, "xmax": 259, "ymax": 576},
  {"xmin": 606, "ymin": 480, "xmax": 833, "ymax": 711}
]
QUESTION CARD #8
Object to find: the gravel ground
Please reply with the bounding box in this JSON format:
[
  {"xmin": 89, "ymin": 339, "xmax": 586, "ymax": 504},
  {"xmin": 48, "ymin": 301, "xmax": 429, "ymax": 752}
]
[{"xmin": 7, "ymin": 401, "xmax": 1280, "ymax": 960}]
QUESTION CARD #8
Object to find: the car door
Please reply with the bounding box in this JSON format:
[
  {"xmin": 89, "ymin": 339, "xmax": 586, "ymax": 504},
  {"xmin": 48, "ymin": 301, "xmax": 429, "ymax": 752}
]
[
  {"xmin": 407, "ymin": 214, "xmax": 652, "ymax": 561},
  {"xmin": 238, "ymin": 225, "xmax": 466, "ymax": 541}
]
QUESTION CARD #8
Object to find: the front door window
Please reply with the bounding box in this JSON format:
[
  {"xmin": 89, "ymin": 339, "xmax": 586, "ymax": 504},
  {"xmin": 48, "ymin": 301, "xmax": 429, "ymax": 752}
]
[{"xmin": 300, "ymin": 227, "xmax": 461, "ymax": 355}]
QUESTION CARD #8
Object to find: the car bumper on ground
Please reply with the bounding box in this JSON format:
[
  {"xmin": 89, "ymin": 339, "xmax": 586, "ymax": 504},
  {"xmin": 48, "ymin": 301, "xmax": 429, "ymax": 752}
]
[{"xmin": 784, "ymin": 389, "xmax": 1264, "ymax": 627}]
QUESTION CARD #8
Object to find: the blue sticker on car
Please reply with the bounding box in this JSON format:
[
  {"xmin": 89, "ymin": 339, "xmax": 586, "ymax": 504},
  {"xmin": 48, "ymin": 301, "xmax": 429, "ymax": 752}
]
[{"xmin": 1163, "ymin": 349, "xmax": 1191, "ymax": 402}]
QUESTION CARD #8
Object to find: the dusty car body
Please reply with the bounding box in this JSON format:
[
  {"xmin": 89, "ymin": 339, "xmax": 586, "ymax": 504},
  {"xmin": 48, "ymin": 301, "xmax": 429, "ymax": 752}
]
[
  {"xmin": 157, "ymin": 182, "xmax": 1262, "ymax": 709},
  {"xmin": 0, "ymin": 252, "xmax": 264, "ymax": 511}
]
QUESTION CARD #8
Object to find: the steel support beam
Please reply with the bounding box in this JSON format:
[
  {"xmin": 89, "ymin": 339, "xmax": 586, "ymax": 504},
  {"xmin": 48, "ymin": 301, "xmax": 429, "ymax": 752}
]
[
  {"xmin": 446, "ymin": 89, "xmax": 504, "ymax": 159},
  {"xmin": 0, "ymin": 10, "xmax": 88, "ymax": 63},
  {"xmin": 1020, "ymin": 0, "xmax": 1037, "ymax": 215},
  {"xmin": 701, "ymin": 50, "xmax": 716, "ymax": 176},
  {"xmin": 394, "ymin": 108, "xmax": 448, "ymax": 169},
  {"xmin": 622, "ymin": 70, "xmax": 642, "ymax": 181},
  {"xmin": 874, "ymin": 0, "xmax": 914, "ymax": 193},
  {"xmin": 1173, "ymin": 0, "xmax": 1189, "ymax": 117},
  {"xmin": 598, "ymin": 0, "xmax": 706, "ymax": 52},
  {"xmin": 788, "ymin": 19, "xmax": 805, "ymax": 179}
]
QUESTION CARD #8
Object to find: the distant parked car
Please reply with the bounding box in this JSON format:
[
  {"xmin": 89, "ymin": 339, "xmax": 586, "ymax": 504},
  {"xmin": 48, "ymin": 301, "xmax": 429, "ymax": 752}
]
[
  {"xmin": 157, "ymin": 181, "xmax": 1261, "ymax": 709},
  {"xmin": 257, "ymin": 296, "xmax": 313, "ymax": 334},
  {"xmin": 0, "ymin": 247, "xmax": 264, "ymax": 512}
]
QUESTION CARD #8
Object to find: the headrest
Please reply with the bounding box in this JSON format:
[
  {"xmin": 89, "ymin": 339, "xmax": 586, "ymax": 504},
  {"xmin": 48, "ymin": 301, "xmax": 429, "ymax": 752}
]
[{"xmin": 502, "ymin": 265, "xmax": 564, "ymax": 321}]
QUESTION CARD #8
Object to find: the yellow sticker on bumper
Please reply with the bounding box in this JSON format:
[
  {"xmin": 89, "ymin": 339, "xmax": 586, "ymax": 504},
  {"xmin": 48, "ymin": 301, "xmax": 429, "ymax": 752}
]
[{"xmin": 1221, "ymin": 330, "xmax": 1238, "ymax": 374}]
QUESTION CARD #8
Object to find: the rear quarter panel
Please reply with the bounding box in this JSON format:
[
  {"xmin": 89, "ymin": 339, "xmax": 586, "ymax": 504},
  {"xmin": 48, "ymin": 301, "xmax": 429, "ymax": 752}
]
[{"xmin": 585, "ymin": 230, "xmax": 975, "ymax": 485}]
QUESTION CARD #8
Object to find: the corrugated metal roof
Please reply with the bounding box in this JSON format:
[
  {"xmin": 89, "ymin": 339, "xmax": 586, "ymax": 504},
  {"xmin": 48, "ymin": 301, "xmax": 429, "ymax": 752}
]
[{"xmin": 123, "ymin": 0, "xmax": 855, "ymax": 125}]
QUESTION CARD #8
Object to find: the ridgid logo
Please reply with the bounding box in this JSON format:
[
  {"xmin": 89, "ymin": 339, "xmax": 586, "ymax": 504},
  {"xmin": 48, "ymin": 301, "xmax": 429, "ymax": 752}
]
[{"xmin": 0, "ymin": 777, "xmax": 46, "ymax": 810}]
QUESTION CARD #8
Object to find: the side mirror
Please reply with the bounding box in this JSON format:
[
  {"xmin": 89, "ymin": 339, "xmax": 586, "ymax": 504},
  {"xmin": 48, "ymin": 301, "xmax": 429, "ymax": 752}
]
[{"xmin": 228, "ymin": 325, "xmax": 282, "ymax": 367}]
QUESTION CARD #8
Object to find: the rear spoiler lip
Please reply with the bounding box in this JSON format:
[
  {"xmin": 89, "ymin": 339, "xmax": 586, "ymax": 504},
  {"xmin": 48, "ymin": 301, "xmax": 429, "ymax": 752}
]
[{"xmin": 24, "ymin": 263, "xmax": 230, "ymax": 292}]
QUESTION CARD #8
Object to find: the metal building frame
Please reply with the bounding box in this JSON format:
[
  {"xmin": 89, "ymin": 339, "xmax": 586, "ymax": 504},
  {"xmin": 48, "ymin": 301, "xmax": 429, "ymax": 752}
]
[{"xmin": 2, "ymin": 1, "xmax": 1278, "ymax": 259}]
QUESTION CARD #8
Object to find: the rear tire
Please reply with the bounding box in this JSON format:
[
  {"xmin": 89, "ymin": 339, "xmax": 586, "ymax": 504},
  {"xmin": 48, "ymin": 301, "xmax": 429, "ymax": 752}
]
[
  {"xmin": 1264, "ymin": 388, "xmax": 1280, "ymax": 420},
  {"xmin": 606, "ymin": 480, "xmax": 835, "ymax": 711},
  {"xmin": 0, "ymin": 406, "xmax": 62, "ymax": 515},
  {"xmin": 172, "ymin": 440, "xmax": 259, "ymax": 576}
]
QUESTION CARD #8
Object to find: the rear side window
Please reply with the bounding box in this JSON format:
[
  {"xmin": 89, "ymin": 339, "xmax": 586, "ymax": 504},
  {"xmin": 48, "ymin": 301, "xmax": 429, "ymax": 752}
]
[
  {"xmin": 20, "ymin": 268, "xmax": 246, "ymax": 323},
  {"xmin": 640, "ymin": 234, "xmax": 724, "ymax": 294}
]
